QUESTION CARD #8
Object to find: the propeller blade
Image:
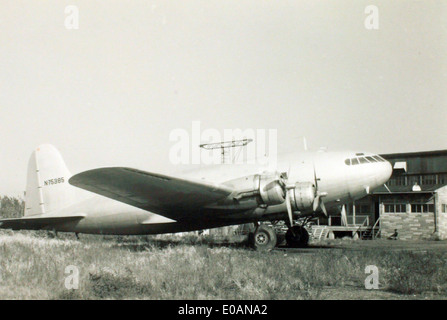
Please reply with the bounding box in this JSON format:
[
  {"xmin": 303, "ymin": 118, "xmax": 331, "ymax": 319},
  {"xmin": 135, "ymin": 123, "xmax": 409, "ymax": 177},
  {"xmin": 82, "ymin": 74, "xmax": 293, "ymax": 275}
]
[
  {"xmin": 285, "ymin": 191, "xmax": 294, "ymax": 227},
  {"xmin": 313, "ymin": 162, "xmax": 319, "ymax": 189},
  {"xmin": 312, "ymin": 162, "xmax": 328, "ymax": 216},
  {"xmin": 313, "ymin": 194, "xmax": 320, "ymax": 212},
  {"xmin": 320, "ymin": 199, "xmax": 328, "ymax": 216}
]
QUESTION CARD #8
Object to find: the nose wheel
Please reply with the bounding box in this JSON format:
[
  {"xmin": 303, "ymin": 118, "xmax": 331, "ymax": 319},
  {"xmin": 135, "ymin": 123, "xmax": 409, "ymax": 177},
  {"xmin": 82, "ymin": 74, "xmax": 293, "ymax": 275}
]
[
  {"xmin": 249, "ymin": 224, "xmax": 277, "ymax": 251},
  {"xmin": 286, "ymin": 225, "xmax": 309, "ymax": 248}
]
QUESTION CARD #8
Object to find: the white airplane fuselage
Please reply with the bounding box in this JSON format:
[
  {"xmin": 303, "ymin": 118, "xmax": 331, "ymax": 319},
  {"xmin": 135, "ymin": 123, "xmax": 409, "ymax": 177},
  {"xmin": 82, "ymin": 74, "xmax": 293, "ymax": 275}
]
[{"xmin": 49, "ymin": 150, "xmax": 392, "ymax": 235}]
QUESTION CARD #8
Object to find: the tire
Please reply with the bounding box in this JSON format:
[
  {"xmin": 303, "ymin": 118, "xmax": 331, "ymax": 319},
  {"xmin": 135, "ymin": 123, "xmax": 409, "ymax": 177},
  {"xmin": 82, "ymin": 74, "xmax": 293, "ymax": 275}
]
[
  {"xmin": 249, "ymin": 225, "xmax": 277, "ymax": 251},
  {"xmin": 285, "ymin": 226, "xmax": 309, "ymax": 248}
]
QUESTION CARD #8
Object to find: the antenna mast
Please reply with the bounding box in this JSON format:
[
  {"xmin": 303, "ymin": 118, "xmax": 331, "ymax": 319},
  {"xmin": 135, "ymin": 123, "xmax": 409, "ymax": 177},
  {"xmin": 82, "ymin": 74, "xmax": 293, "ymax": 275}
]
[{"xmin": 200, "ymin": 138, "xmax": 253, "ymax": 164}]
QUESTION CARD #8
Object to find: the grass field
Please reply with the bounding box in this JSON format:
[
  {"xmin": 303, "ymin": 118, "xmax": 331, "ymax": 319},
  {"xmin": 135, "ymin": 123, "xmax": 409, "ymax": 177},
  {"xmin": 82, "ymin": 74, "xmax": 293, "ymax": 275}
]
[{"xmin": 0, "ymin": 230, "xmax": 446, "ymax": 300}]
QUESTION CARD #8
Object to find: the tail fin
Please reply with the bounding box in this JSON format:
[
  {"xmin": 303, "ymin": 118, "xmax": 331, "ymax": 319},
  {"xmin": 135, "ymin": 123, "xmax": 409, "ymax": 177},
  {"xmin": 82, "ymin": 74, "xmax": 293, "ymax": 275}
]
[{"xmin": 25, "ymin": 144, "xmax": 76, "ymax": 216}]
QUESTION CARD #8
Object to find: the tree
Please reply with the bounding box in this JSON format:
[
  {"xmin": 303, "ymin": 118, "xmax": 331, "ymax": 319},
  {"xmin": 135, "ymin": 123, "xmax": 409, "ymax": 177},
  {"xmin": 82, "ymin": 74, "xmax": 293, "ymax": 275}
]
[{"xmin": 0, "ymin": 196, "xmax": 24, "ymax": 218}]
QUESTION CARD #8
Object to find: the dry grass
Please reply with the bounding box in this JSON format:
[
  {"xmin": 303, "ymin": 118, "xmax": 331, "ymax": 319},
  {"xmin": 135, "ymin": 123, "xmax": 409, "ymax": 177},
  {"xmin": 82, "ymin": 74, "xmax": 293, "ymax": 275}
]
[{"xmin": 0, "ymin": 231, "xmax": 446, "ymax": 300}]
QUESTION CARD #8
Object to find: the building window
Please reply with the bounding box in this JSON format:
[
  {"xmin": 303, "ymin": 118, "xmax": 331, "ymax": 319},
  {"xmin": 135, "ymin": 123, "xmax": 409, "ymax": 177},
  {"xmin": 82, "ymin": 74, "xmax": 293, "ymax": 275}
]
[
  {"xmin": 384, "ymin": 204, "xmax": 406, "ymax": 213},
  {"xmin": 388, "ymin": 176, "xmax": 406, "ymax": 186},
  {"xmin": 442, "ymin": 204, "xmax": 447, "ymax": 213},
  {"xmin": 438, "ymin": 174, "xmax": 447, "ymax": 185},
  {"xmin": 421, "ymin": 175, "xmax": 436, "ymax": 185},
  {"xmin": 408, "ymin": 176, "xmax": 420, "ymax": 186},
  {"xmin": 411, "ymin": 204, "xmax": 434, "ymax": 213},
  {"xmin": 398, "ymin": 176, "xmax": 407, "ymax": 186},
  {"xmin": 355, "ymin": 204, "xmax": 370, "ymax": 214}
]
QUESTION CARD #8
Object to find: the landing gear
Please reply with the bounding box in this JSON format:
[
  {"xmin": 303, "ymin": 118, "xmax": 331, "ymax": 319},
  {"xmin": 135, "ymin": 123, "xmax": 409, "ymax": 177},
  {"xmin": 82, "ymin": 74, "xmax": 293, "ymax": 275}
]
[
  {"xmin": 285, "ymin": 225, "xmax": 309, "ymax": 248},
  {"xmin": 249, "ymin": 224, "xmax": 277, "ymax": 251}
]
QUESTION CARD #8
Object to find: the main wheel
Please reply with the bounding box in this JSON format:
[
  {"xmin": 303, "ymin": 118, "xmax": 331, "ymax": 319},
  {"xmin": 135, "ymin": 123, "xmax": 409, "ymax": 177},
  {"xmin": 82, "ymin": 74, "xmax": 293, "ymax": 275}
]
[
  {"xmin": 285, "ymin": 226, "xmax": 309, "ymax": 248},
  {"xmin": 249, "ymin": 225, "xmax": 277, "ymax": 251}
]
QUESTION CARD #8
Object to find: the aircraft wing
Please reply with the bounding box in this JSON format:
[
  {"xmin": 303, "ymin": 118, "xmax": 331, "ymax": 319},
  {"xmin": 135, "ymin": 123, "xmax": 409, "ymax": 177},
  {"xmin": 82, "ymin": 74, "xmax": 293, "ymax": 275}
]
[
  {"xmin": 0, "ymin": 214, "xmax": 86, "ymax": 230},
  {"xmin": 69, "ymin": 167, "xmax": 234, "ymax": 221}
]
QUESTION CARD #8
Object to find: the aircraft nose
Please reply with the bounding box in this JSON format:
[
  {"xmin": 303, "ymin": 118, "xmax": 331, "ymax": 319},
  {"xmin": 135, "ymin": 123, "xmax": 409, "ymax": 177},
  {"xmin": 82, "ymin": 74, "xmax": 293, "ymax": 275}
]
[{"xmin": 379, "ymin": 160, "xmax": 393, "ymax": 185}]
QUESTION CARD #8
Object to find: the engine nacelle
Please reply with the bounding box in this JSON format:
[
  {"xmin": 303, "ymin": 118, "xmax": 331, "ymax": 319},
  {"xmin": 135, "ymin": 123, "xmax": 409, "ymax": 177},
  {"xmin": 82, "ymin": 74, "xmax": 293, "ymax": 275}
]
[
  {"xmin": 229, "ymin": 174, "xmax": 316, "ymax": 212},
  {"xmin": 288, "ymin": 181, "xmax": 316, "ymax": 212},
  {"xmin": 257, "ymin": 173, "xmax": 286, "ymax": 206}
]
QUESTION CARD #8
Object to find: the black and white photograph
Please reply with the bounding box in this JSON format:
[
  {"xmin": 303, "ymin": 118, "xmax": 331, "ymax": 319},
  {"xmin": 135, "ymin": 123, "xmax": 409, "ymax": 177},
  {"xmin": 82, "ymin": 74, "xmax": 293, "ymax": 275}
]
[{"xmin": 0, "ymin": 0, "xmax": 446, "ymax": 305}]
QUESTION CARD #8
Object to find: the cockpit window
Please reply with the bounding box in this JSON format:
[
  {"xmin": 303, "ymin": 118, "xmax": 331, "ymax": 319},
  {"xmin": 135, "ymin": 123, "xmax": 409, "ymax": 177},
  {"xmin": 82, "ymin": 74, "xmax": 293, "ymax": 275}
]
[
  {"xmin": 345, "ymin": 155, "xmax": 382, "ymax": 165},
  {"xmin": 373, "ymin": 155, "xmax": 385, "ymax": 162},
  {"xmin": 358, "ymin": 157, "xmax": 369, "ymax": 164}
]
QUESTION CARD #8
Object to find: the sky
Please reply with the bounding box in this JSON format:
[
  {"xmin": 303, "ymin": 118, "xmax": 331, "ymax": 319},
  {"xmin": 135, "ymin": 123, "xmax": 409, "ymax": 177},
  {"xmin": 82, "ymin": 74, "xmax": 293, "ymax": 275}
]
[{"xmin": 0, "ymin": 0, "xmax": 446, "ymax": 195}]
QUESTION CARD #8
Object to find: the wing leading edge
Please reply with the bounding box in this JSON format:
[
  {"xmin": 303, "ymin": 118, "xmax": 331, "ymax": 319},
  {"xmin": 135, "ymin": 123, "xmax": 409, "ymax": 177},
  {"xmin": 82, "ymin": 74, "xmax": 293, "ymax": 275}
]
[{"xmin": 69, "ymin": 167, "xmax": 233, "ymax": 221}]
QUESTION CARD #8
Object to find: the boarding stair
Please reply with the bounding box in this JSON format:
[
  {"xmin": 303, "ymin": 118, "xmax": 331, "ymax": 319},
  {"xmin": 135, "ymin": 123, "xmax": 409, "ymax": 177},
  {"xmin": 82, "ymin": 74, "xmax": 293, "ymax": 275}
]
[
  {"xmin": 309, "ymin": 225, "xmax": 330, "ymax": 241},
  {"xmin": 360, "ymin": 217, "xmax": 381, "ymax": 240}
]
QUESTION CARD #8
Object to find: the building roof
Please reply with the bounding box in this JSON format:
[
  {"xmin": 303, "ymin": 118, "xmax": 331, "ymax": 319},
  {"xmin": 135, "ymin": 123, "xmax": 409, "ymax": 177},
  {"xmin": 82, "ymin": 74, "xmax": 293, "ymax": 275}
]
[
  {"xmin": 381, "ymin": 149, "xmax": 447, "ymax": 159},
  {"xmin": 372, "ymin": 184, "xmax": 447, "ymax": 194},
  {"xmin": 380, "ymin": 149, "xmax": 447, "ymax": 175}
]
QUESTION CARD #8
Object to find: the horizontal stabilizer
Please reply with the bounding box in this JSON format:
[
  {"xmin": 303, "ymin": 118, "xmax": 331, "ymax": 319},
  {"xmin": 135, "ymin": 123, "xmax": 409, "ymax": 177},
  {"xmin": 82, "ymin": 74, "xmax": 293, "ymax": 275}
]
[{"xmin": 0, "ymin": 214, "xmax": 86, "ymax": 231}]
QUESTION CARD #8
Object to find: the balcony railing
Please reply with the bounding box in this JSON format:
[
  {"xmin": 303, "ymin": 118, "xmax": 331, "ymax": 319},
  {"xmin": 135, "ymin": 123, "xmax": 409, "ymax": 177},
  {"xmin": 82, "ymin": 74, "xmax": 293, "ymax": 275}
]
[{"xmin": 328, "ymin": 215, "xmax": 370, "ymax": 227}]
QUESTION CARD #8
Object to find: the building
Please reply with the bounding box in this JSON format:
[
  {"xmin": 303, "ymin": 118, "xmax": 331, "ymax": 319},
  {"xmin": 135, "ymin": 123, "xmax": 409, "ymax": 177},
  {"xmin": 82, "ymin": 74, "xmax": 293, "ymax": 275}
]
[{"xmin": 338, "ymin": 149, "xmax": 447, "ymax": 240}]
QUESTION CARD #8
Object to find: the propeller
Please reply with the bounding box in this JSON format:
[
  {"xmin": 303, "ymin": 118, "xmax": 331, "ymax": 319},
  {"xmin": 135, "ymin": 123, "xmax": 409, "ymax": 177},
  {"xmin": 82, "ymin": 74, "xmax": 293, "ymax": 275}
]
[
  {"xmin": 262, "ymin": 161, "xmax": 329, "ymax": 227},
  {"xmin": 263, "ymin": 170, "xmax": 294, "ymax": 227},
  {"xmin": 312, "ymin": 164, "xmax": 328, "ymax": 216}
]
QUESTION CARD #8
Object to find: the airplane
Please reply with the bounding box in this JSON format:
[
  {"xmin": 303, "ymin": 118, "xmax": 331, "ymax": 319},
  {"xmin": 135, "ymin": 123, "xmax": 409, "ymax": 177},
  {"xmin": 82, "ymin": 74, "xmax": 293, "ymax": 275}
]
[{"xmin": 0, "ymin": 144, "xmax": 392, "ymax": 250}]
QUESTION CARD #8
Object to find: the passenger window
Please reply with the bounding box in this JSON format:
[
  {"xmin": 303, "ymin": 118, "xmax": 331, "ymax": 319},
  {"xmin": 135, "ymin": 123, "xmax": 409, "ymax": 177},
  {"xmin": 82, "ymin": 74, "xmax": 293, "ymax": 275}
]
[
  {"xmin": 351, "ymin": 158, "xmax": 360, "ymax": 165},
  {"xmin": 359, "ymin": 157, "xmax": 369, "ymax": 164},
  {"xmin": 344, "ymin": 159, "xmax": 351, "ymax": 165}
]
